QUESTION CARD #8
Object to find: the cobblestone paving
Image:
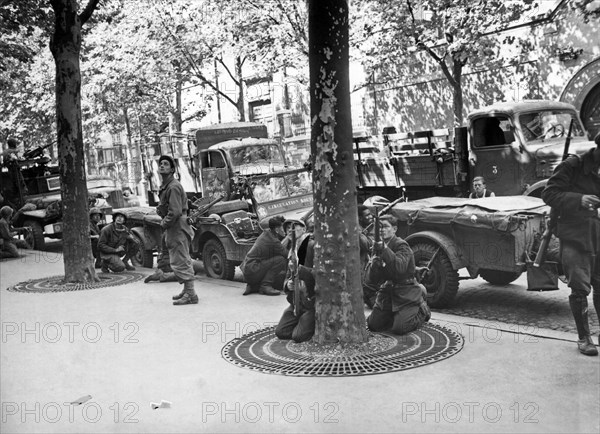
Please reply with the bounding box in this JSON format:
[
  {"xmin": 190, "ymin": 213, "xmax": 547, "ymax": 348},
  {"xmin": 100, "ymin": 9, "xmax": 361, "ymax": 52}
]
[{"xmin": 433, "ymin": 274, "xmax": 600, "ymax": 335}]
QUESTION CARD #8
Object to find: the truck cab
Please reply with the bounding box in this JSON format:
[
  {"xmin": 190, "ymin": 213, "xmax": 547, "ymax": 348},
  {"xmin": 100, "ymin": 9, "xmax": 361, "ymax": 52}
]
[{"xmin": 468, "ymin": 100, "xmax": 593, "ymax": 196}]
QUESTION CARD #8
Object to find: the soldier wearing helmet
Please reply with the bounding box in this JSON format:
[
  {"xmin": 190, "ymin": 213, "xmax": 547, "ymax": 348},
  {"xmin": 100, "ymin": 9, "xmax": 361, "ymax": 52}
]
[
  {"xmin": 0, "ymin": 205, "xmax": 31, "ymax": 258},
  {"xmin": 97, "ymin": 210, "xmax": 139, "ymax": 273}
]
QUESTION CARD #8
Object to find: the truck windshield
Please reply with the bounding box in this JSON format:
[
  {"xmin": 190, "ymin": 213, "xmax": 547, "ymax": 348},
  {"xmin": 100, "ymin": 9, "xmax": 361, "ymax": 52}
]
[
  {"xmin": 229, "ymin": 144, "xmax": 285, "ymax": 168},
  {"xmin": 519, "ymin": 110, "xmax": 585, "ymax": 143},
  {"xmin": 251, "ymin": 172, "xmax": 312, "ymax": 204}
]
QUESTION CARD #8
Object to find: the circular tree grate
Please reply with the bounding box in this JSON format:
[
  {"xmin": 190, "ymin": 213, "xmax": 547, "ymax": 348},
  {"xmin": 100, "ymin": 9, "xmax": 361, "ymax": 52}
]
[
  {"xmin": 222, "ymin": 323, "xmax": 463, "ymax": 377},
  {"xmin": 6, "ymin": 272, "xmax": 145, "ymax": 293}
]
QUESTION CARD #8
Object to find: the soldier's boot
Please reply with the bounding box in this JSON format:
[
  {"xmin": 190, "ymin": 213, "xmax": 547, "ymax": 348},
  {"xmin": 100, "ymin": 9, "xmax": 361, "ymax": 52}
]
[
  {"xmin": 122, "ymin": 257, "xmax": 136, "ymax": 271},
  {"xmin": 173, "ymin": 280, "xmax": 198, "ymax": 305},
  {"xmin": 594, "ymin": 290, "xmax": 600, "ymax": 346},
  {"xmin": 144, "ymin": 269, "xmax": 163, "ymax": 283},
  {"xmin": 569, "ymin": 295, "xmax": 598, "ymax": 356},
  {"xmin": 101, "ymin": 260, "xmax": 110, "ymax": 273}
]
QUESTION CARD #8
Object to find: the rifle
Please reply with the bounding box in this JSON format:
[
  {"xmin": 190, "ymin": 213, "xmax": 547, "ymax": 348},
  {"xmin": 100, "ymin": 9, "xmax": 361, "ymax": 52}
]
[
  {"xmin": 187, "ymin": 194, "xmax": 224, "ymax": 226},
  {"xmin": 362, "ymin": 196, "xmax": 404, "ymax": 235},
  {"xmin": 417, "ymin": 247, "xmax": 440, "ymax": 282},
  {"xmin": 533, "ymin": 118, "xmax": 574, "ymax": 267},
  {"xmin": 290, "ymin": 230, "xmax": 302, "ymax": 317},
  {"xmin": 372, "ymin": 208, "xmax": 381, "ymax": 258}
]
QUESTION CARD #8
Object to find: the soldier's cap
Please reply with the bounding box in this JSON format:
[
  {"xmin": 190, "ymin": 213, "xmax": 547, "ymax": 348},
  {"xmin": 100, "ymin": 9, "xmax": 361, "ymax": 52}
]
[
  {"xmin": 158, "ymin": 155, "xmax": 176, "ymax": 170},
  {"xmin": 284, "ymin": 218, "xmax": 305, "ymax": 227},
  {"xmin": 0, "ymin": 205, "xmax": 13, "ymax": 218},
  {"xmin": 594, "ymin": 131, "xmax": 600, "ymax": 147},
  {"xmin": 112, "ymin": 211, "xmax": 128, "ymax": 221},
  {"xmin": 89, "ymin": 207, "xmax": 103, "ymax": 217},
  {"xmin": 268, "ymin": 215, "xmax": 286, "ymax": 230}
]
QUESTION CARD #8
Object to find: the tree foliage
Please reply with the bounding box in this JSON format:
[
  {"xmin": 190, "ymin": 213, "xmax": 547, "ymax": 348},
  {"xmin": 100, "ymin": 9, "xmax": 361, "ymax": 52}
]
[{"xmin": 356, "ymin": 0, "xmax": 536, "ymax": 126}]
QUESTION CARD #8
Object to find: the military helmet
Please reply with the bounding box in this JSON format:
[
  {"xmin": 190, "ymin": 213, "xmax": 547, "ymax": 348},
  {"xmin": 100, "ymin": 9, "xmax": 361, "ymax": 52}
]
[{"xmin": 89, "ymin": 207, "xmax": 103, "ymax": 217}]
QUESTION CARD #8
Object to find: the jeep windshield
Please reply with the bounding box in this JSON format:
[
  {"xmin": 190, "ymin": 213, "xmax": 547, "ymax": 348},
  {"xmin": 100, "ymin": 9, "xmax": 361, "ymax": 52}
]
[
  {"xmin": 251, "ymin": 171, "xmax": 312, "ymax": 204},
  {"xmin": 518, "ymin": 110, "xmax": 586, "ymax": 144}
]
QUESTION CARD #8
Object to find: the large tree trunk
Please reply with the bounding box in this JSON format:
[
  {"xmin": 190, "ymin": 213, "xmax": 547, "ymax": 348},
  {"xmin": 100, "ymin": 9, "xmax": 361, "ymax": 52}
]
[
  {"xmin": 50, "ymin": 0, "xmax": 97, "ymax": 283},
  {"xmin": 309, "ymin": 0, "xmax": 367, "ymax": 344}
]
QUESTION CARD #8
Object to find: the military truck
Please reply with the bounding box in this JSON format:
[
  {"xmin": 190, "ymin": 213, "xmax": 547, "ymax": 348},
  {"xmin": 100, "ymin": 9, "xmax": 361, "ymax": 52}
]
[
  {"xmin": 0, "ymin": 144, "xmax": 138, "ymax": 250},
  {"xmin": 354, "ymin": 99, "xmax": 595, "ymax": 200},
  {"xmin": 122, "ymin": 122, "xmax": 312, "ymax": 279}
]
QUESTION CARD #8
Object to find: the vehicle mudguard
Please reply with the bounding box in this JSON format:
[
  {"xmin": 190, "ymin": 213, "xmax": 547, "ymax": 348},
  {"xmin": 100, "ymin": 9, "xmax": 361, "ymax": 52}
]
[
  {"xmin": 405, "ymin": 230, "xmax": 467, "ymax": 271},
  {"xmin": 522, "ymin": 180, "xmax": 547, "ymax": 198},
  {"xmin": 194, "ymin": 223, "xmax": 249, "ymax": 264},
  {"xmin": 130, "ymin": 226, "xmax": 157, "ymax": 251}
]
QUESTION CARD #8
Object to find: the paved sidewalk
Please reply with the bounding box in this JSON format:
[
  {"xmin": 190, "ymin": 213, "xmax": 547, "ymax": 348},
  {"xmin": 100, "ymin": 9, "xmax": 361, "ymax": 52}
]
[{"xmin": 1, "ymin": 250, "xmax": 599, "ymax": 433}]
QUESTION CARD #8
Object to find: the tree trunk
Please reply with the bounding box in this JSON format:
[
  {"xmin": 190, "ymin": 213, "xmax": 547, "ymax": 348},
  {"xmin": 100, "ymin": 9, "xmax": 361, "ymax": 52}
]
[
  {"xmin": 309, "ymin": 0, "xmax": 367, "ymax": 344},
  {"xmin": 50, "ymin": 0, "xmax": 97, "ymax": 283},
  {"xmin": 235, "ymin": 56, "xmax": 245, "ymax": 121},
  {"xmin": 452, "ymin": 60, "xmax": 464, "ymax": 127}
]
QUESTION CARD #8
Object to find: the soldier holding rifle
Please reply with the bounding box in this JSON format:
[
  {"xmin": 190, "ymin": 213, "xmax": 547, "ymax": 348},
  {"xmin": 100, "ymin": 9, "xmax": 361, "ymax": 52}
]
[
  {"xmin": 542, "ymin": 131, "xmax": 600, "ymax": 356},
  {"xmin": 366, "ymin": 214, "xmax": 431, "ymax": 335},
  {"xmin": 275, "ymin": 219, "xmax": 316, "ymax": 343}
]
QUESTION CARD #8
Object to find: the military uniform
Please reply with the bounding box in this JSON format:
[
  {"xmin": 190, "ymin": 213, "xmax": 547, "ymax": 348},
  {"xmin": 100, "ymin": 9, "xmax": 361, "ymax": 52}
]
[
  {"xmin": 366, "ymin": 235, "xmax": 430, "ymax": 335},
  {"xmin": 542, "ymin": 147, "xmax": 600, "ymax": 355},
  {"xmin": 276, "ymin": 234, "xmax": 316, "ymax": 343},
  {"xmin": 241, "ymin": 229, "xmax": 287, "ymax": 294},
  {"xmin": 98, "ymin": 222, "xmax": 139, "ymax": 272}
]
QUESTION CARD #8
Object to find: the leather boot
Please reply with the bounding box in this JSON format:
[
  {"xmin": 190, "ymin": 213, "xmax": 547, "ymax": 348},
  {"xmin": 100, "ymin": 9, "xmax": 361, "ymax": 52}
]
[
  {"xmin": 569, "ymin": 295, "xmax": 598, "ymax": 356},
  {"xmin": 258, "ymin": 285, "xmax": 280, "ymax": 296},
  {"xmin": 594, "ymin": 290, "xmax": 600, "ymax": 346},
  {"xmin": 173, "ymin": 280, "xmax": 198, "ymax": 305},
  {"xmin": 123, "ymin": 257, "xmax": 136, "ymax": 271},
  {"xmin": 101, "ymin": 260, "xmax": 109, "ymax": 273},
  {"xmin": 144, "ymin": 270, "xmax": 163, "ymax": 283},
  {"xmin": 243, "ymin": 284, "xmax": 258, "ymax": 296}
]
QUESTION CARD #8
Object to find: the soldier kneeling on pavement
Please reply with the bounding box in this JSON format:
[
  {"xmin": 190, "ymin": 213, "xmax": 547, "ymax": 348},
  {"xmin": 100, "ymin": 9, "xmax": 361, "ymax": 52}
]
[
  {"xmin": 240, "ymin": 215, "xmax": 287, "ymax": 296},
  {"xmin": 0, "ymin": 205, "xmax": 31, "ymax": 258},
  {"xmin": 98, "ymin": 211, "xmax": 139, "ymax": 273},
  {"xmin": 275, "ymin": 219, "xmax": 316, "ymax": 343},
  {"xmin": 366, "ymin": 215, "xmax": 431, "ymax": 335}
]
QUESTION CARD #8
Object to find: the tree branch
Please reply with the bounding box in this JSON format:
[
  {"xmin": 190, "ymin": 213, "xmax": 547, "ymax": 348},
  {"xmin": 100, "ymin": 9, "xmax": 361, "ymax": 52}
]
[{"xmin": 79, "ymin": 0, "xmax": 100, "ymax": 25}]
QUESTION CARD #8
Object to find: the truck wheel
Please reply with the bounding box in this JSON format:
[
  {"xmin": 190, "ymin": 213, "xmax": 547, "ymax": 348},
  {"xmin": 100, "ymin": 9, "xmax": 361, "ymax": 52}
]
[
  {"xmin": 203, "ymin": 238, "xmax": 235, "ymax": 280},
  {"xmin": 131, "ymin": 233, "xmax": 154, "ymax": 268},
  {"xmin": 412, "ymin": 242, "xmax": 459, "ymax": 308},
  {"xmin": 23, "ymin": 220, "xmax": 45, "ymax": 250},
  {"xmin": 479, "ymin": 269, "xmax": 522, "ymax": 285}
]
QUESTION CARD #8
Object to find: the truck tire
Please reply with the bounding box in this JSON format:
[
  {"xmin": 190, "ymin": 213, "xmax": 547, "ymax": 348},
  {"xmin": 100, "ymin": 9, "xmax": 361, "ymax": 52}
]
[
  {"xmin": 479, "ymin": 269, "xmax": 522, "ymax": 285},
  {"xmin": 23, "ymin": 220, "xmax": 45, "ymax": 250},
  {"xmin": 203, "ymin": 238, "xmax": 235, "ymax": 280},
  {"xmin": 131, "ymin": 233, "xmax": 154, "ymax": 268},
  {"xmin": 412, "ymin": 242, "xmax": 459, "ymax": 308}
]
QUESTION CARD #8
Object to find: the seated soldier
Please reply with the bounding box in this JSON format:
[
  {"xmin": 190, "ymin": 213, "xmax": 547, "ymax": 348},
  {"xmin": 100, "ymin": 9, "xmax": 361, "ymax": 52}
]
[
  {"xmin": 240, "ymin": 215, "xmax": 287, "ymax": 296},
  {"xmin": 276, "ymin": 219, "xmax": 316, "ymax": 343},
  {"xmin": 0, "ymin": 206, "xmax": 31, "ymax": 258},
  {"xmin": 97, "ymin": 211, "xmax": 139, "ymax": 273},
  {"xmin": 89, "ymin": 207, "xmax": 103, "ymax": 269},
  {"xmin": 366, "ymin": 215, "xmax": 431, "ymax": 335}
]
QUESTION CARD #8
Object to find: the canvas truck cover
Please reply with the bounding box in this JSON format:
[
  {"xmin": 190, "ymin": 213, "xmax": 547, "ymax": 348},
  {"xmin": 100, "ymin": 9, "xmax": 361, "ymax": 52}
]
[
  {"xmin": 389, "ymin": 196, "xmax": 549, "ymax": 233},
  {"xmin": 194, "ymin": 122, "xmax": 268, "ymax": 151}
]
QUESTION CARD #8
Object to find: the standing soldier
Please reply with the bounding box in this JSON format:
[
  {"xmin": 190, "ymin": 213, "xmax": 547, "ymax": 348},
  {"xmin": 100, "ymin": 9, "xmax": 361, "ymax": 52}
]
[
  {"xmin": 541, "ymin": 133, "xmax": 600, "ymax": 356},
  {"xmin": 157, "ymin": 155, "xmax": 198, "ymax": 306}
]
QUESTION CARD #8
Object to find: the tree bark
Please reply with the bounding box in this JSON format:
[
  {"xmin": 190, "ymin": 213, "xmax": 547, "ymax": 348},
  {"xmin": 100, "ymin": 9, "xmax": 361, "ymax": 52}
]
[
  {"xmin": 309, "ymin": 0, "xmax": 367, "ymax": 344},
  {"xmin": 50, "ymin": 0, "xmax": 98, "ymax": 283}
]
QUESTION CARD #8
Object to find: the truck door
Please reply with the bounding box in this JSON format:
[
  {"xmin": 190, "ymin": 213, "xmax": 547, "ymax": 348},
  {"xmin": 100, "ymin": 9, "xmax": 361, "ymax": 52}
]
[
  {"xmin": 198, "ymin": 149, "xmax": 231, "ymax": 199},
  {"xmin": 469, "ymin": 115, "xmax": 522, "ymax": 196}
]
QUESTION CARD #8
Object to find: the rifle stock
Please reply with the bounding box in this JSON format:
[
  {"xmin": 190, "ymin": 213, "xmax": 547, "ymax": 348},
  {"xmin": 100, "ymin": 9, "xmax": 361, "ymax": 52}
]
[{"xmin": 534, "ymin": 119, "xmax": 574, "ymax": 267}]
